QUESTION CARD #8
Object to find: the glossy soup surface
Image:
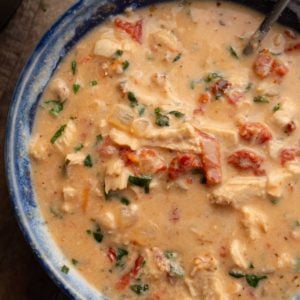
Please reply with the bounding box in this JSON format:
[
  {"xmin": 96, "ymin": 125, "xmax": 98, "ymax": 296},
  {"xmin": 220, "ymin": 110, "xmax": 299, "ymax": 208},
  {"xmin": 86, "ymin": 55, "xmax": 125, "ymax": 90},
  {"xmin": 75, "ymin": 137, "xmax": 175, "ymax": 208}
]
[{"xmin": 30, "ymin": 1, "xmax": 300, "ymax": 299}]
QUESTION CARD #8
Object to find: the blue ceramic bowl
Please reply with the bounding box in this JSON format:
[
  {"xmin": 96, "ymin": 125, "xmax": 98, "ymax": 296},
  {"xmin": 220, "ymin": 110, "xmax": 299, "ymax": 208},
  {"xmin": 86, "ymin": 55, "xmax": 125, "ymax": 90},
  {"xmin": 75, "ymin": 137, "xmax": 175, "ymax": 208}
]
[{"xmin": 4, "ymin": 0, "xmax": 300, "ymax": 299}]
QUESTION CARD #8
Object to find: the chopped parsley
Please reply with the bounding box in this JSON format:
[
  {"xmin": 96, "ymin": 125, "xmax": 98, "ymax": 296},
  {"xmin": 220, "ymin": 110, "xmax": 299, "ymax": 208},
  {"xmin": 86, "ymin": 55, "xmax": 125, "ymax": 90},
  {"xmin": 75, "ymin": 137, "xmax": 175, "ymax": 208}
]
[
  {"xmin": 130, "ymin": 284, "xmax": 149, "ymax": 295},
  {"xmin": 127, "ymin": 91, "xmax": 138, "ymax": 107},
  {"xmin": 116, "ymin": 248, "xmax": 129, "ymax": 267},
  {"xmin": 71, "ymin": 259, "xmax": 79, "ymax": 266},
  {"xmin": 90, "ymin": 80, "xmax": 98, "ymax": 86},
  {"xmin": 173, "ymin": 53, "xmax": 182, "ymax": 62},
  {"xmin": 273, "ymin": 103, "xmax": 281, "ymax": 112},
  {"xmin": 154, "ymin": 107, "xmax": 169, "ymax": 127},
  {"xmin": 61, "ymin": 265, "xmax": 69, "ymax": 274},
  {"xmin": 203, "ymin": 72, "xmax": 222, "ymax": 83},
  {"xmin": 120, "ymin": 197, "xmax": 130, "ymax": 206},
  {"xmin": 128, "ymin": 175, "xmax": 152, "ymax": 193},
  {"xmin": 229, "ymin": 271, "xmax": 267, "ymax": 288},
  {"xmin": 114, "ymin": 49, "xmax": 123, "ymax": 57},
  {"xmin": 164, "ymin": 251, "xmax": 177, "ymax": 259},
  {"xmin": 229, "ymin": 46, "xmax": 239, "ymax": 59},
  {"xmin": 45, "ymin": 100, "xmax": 64, "ymax": 117},
  {"xmin": 245, "ymin": 82, "xmax": 253, "ymax": 92},
  {"xmin": 295, "ymin": 220, "xmax": 300, "ymax": 227},
  {"xmin": 122, "ymin": 60, "xmax": 130, "ymax": 70},
  {"xmin": 83, "ymin": 154, "xmax": 93, "ymax": 167},
  {"xmin": 71, "ymin": 60, "xmax": 77, "ymax": 75},
  {"xmin": 253, "ymin": 95, "xmax": 269, "ymax": 103},
  {"xmin": 169, "ymin": 110, "xmax": 185, "ymax": 118},
  {"xmin": 138, "ymin": 105, "xmax": 145, "ymax": 116},
  {"xmin": 50, "ymin": 124, "xmax": 66, "ymax": 144},
  {"xmin": 96, "ymin": 134, "xmax": 103, "ymax": 144},
  {"xmin": 87, "ymin": 222, "xmax": 103, "ymax": 243},
  {"xmin": 74, "ymin": 143, "xmax": 83, "ymax": 152},
  {"xmin": 73, "ymin": 83, "xmax": 80, "ymax": 94}
]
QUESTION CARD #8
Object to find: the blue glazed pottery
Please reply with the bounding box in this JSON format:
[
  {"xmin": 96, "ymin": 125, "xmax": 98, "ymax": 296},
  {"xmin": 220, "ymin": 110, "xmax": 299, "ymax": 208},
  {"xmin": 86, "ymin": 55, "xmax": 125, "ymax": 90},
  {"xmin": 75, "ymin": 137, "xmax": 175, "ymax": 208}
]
[{"xmin": 4, "ymin": 0, "xmax": 300, "ymax": 299}]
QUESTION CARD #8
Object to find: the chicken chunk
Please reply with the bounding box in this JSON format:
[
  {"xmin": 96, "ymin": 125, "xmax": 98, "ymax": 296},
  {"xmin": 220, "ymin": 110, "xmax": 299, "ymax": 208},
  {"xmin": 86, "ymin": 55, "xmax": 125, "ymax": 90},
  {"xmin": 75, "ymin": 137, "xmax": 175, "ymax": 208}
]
[
  {"xmin": 209, "ymin": 176, "xmax": 267, "ymax": 208},
  {"xmin": 65, "ymin": 152, "xmax": 85, "ymax": 165},
  {"xmin": 54, "ymin": 120, "xmax": 77, "ymax": 153},
  {"xmin": 272, "ymin": 99, "xmax": 296, "ymax": 128},
  {"xmin": 94, "ymin": 39, "xmax": 120, "ymax": 58},
  {"xmin": 61, "ymin": 186, "xmax": 79, "ymax": 213},
  {"xmin": 149, "ymin": 29, "xmax": 181, "ymax": 52},
  {"xmin": 50, "ymin": 78, "xmax": 70, "ymax": 100},
  {"xmin": 241, "ymin": 206, "xmax": 268, "ymax": 240},
  {"xmin": 28, "ymin": 136, "xmax": 48, "ymax": 161},
  {"xmin": 267, "ymin": 169, "xmax": 292, "ymax": 199},
  {"xmin": 230, "ymin": 239, "xmax": 249, "ymax": 269}
]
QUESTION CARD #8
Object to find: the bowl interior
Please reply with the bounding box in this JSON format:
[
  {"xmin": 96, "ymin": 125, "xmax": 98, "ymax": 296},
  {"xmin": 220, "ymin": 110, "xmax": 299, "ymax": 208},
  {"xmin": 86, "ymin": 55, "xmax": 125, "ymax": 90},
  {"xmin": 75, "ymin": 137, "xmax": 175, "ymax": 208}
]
[{"xmin": 5, "ymin": 0, "xmax": 300, "ymax": 299}]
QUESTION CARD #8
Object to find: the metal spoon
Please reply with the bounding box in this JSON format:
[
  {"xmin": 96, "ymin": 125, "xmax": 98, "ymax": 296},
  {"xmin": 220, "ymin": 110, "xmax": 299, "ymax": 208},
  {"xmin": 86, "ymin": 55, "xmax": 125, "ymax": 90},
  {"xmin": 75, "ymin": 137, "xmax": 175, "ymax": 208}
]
[{"xmin": 243, "ymin": 0, "xmax": 290, "ymax": 55}]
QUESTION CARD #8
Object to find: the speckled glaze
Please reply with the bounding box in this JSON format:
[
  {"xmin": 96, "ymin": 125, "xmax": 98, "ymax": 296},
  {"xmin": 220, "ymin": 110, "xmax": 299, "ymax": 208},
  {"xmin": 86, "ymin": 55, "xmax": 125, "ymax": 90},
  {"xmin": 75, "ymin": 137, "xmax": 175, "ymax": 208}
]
[{"xmin": 4, "ymin": 0, "xmax": 300, "ymax": 299}]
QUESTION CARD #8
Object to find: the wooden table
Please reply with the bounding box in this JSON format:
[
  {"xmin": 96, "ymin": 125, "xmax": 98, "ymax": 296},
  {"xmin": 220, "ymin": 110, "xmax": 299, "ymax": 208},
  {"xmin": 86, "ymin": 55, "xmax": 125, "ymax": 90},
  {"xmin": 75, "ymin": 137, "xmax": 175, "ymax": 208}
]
[{"xmin": 0, "ymin": 1, "xmax": 75, "ymax": 299}]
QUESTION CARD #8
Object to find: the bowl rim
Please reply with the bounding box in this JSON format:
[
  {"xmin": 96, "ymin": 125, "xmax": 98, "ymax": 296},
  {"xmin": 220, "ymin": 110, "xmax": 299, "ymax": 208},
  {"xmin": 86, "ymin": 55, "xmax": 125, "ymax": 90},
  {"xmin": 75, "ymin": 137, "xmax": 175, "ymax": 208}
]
[{"xmin": 4, "ymin": 0, "xmax": 300, "ymax": 299}]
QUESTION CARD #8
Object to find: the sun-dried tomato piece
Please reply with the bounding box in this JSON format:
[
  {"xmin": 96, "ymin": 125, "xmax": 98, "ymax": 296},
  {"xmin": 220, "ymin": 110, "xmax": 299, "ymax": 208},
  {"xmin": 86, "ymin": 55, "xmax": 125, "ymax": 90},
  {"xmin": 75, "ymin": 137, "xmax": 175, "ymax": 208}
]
[
  {"xmin": 225, "ymin": 89, "xmax": 244, "ymax": 105},
  {"xmin": 198, "ymin": 131, "xmax": 222, "ymax": 186},
  {"xmin": 107, "ymin": 247, "xmax": 117, "ymax": 263},
  {"xmin": 119, "ymin": 148, "xmax": 139, "ymax": 165},
  {"xmin": 211, "ymin": 79, "xmax": 231, "ymax": 98},
  {"xmin": 168, "ymin": 153, "xmax": 202, "ymax": 180},
  {"xmin": 239, "ymin": 122, "xmax": 272, "ymax": 144},
  {"xmin": 285, "ymin": 42, "xmax": 300, "ymax": 52},
  {"xmin": 253, "ymin": 49, "xmax": 274, "ymax": 78},
  {"xmin": 272, "ymin": 60, "xmax": 289, "ymax": 77},
  {"xmin": 284, "ymin": 121, "xmax": 296, "ymax": 135},
  {"xmin": 280, "ymin": 148, "xmax": 300, "ymax": 166},
  {"xmin": 227, "ymin": 149, "xmax": 264, "ymax": 174},
  {"xmin": 116, "ymin": 255, "xmax": 145, "ymax": 290},
  {"xmin": 114, "ymin": 18, "xmax": 143, "ymax": 43},
  {"xmin": 98, "ymin": 137, "xmax": 118, "ymax": 158}
]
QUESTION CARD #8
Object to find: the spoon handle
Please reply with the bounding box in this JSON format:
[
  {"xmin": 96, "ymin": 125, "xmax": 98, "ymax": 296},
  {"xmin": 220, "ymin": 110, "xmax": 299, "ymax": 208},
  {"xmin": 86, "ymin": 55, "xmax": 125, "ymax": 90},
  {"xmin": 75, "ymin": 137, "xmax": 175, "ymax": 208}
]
[{"xmin": 243, "ymin": 0, "xmax": 290, "ymax": 55}]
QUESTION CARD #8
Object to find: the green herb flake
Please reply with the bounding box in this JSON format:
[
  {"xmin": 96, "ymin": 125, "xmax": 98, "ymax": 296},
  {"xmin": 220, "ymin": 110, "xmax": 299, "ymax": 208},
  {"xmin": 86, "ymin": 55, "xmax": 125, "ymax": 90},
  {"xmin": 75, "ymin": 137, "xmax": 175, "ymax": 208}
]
[
  {"xmin": 71, "ymin": 60, "xmax": 77, "ymax": 75},
  {"xmin": 74, "ymin": 143, "xmax": 83, "ymax": 152},
  {"xmin": 273, "ymin": 103, "xmax": 281, "ymax": 112},
  {"xmin": 169, "ymin": 110, "xmax": 185, "ymax": 118},
  {"xmin": 120, "ymin": 197, "xmax": 130, "ymax": 206},
  {"xmin": 50, "ymin": 124, "xmax": 67, "ymax": 144},
  {"xmin": 204, "ymin": 72, "xmax": 222, "ymax": 83},
  {"xmin": 253, "ymin": 95, "xmax": 269, "ymax": 103},
  {"xmin": 127, "ymin": 91, "xmax": 138, "ymax": 107},
  {"xmin": 154, "ymin": 107, "xmax": 169, "ymax": 127},
  {"xmin": 73, "ymin": 83, "xmax": 80, "ymax": 94},
  {"xmin": 116, "ymin": 248, "xmax": 129, "ymax": 267},
  {"xmin": 245, "ymin": 82, "xmax": 253, "ymax": 92},
  {"xmin": 122, "ymin": 60, "xmax": 130, "ymax": 70},
  {"xmin": 61, "ymin": 265, "xmax": 69, "ymax": 274},
  {"xmin": 173, "ymin": 53, "xmax": 182, "ymax": 63},
  {"xmin": 229, "ymin": 46, "xmax": 239, "ymax": 59},
  {"xmin": 114, "ymin": 49, "xmax": 123, "ymax": 57},
  {"xmin": 92, "ymin": 224, "xmax": 103, "ymax": 243},
  {"xmin": 138, "ymin": 105, "xmax": 145, "ymax": 116},
  {"xmin": 245, "ymin": 274, "xmax": 267, "ymax": 288},
  {"xmin": 128, "ymin": 175, "xmax": 152, "ymax": 193},
  {"xmin": 164, "ymin": 251, "xmax": 177, "ymax": 259},
  {"xmin": 130, "ymin": 284, "xmax": 149, "ymax": 295},
  {"xmin": 96, "ymin": 134, "xmax": 103, "ymax": 144},
  {"xmin": 45, "ymin": 100, "xmax": 64, "ymax": 117},
  {"xmin": 84, "ymin": 154, "xmax": 93, "ymax": 168},
  {"xmin": 71, "ymin": 259, "xmax": 79, "ymax": 266},
  {"xmin": 228, "ymin": 270, "xmax": 245, "ymax": 278},
  {"xmin": 295, "ymin": 220, "xmax": 300, "ymax": 227},
  {"xmin": 190, "ymin": 80, "xmax": 196, "ymax": 89},
  {"xmin": 90, "ymin": 80, "xmax": 98, "ymax": 86}
]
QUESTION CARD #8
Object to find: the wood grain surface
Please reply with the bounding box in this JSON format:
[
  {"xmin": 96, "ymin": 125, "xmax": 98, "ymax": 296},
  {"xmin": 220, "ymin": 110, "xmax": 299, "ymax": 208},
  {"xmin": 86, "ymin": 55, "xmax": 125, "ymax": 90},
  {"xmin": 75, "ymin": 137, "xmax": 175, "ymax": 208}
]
[{"xmin": 0, "ymin": 1, "xmax": 75, "ymax": 299}]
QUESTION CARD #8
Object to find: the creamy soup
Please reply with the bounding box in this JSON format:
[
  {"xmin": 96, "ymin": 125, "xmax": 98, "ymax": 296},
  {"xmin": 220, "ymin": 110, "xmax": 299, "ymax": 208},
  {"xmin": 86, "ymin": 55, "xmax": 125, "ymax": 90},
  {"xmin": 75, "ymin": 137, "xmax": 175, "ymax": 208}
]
[{"xmin": 29, "ymin": 1, "xmax": 300, "ymax": 299}]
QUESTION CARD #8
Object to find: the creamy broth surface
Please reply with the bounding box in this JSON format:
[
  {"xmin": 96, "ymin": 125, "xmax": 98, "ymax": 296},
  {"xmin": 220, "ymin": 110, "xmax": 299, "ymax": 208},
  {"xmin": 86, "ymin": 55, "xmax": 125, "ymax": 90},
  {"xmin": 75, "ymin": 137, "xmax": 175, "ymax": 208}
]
[{"xmin": 29, "ymin": 1, "xmax": 300, "ymax": 299}]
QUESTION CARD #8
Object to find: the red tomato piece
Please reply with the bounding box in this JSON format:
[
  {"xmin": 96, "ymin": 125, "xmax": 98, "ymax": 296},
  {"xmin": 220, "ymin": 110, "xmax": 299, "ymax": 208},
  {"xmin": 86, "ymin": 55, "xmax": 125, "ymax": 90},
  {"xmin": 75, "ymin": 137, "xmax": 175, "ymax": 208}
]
[
  {"xmin": 284, "ymin": 121, "xmax": 296, "ymax": 135},
  {"xmin": 280, "ymin": 148, "xmax": 300, "ymax": 166},
  {"xmin": 198, "ymin": 131, "xmax": 222, "ymax": 186},
  {"xmin": 285, "ymin": 42, "xmax": 300, "ymax": 52},
  {"xmin": 107, "ymin": 247, "xmax": 117, "ymax": 263},
  {"xmin": 272, "ymin": 60, "xmax": 289, "ymax": 77},
  {"xmin": 114, "ymin": 18, "xmax": 143, "ymax": 43},
  {"xmin": 168, "ymin": 153, "xmax": 202, "ymax": 180},
  {"xmin": 239, "ymin": 122, "xmax": 272, "ymax": 144},
  {"xmin": 98, "ymin": 137, "xmax": 118, "ymax": 158},
  {"xmin": 225, "ymin": 89, "xmax": 244, "ymax": 105},
  {"xmin": 119, "ymin": 148, "xmax": 139, "ymax": 165},
  {"xmin": 211, "ymin": 79, "xmax": 231, "ymax": 97},
  {"xmin": 253, "ymin": 49, "xmax": 274, "ymax": 78},
  {"xmin": 116, "ymin": 255, "xmax": 145, "ymax": 290},
  {"xmin": 227, "ymin": 149, "xmax": 264, "ymax": 174},
  {"xmin": 169, "ymin": 207, "xmax": 180, "ymax": 222}
]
